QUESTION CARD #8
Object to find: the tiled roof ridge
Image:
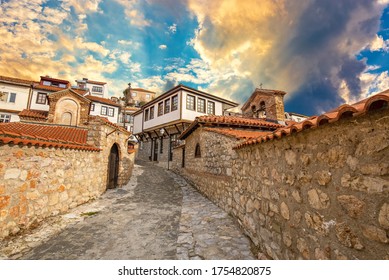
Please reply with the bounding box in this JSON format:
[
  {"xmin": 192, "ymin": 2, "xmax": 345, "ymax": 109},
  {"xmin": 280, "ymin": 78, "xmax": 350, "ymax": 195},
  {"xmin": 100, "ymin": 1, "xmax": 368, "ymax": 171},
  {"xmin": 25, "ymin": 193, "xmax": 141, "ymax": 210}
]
[
  {"xmin": 234, "ymin": 90, "xmax": 389, "ymax": 149},
  {"xmin": 88, "ymin": 115, "xmax": 131, "ymax": 135},
  {"xmin": 0, "ymin": 136, "xmax": 100, "ymax": 151},
  {"xmin": 19, "ymin": 109, "xmax": 48, "ymax": 120},
  {"xmin": 85, "ymin": 79, "xmax": 106, "ymax": 85},
  {"xmin": 85, "ymin": 94, "xmax": 120, "ymax": 107},
  {"xmin": 0, "ymin": 75, "xmax": 34, "ymax": 85},
  {"xmin": 204, "ymin": 127, "xmax": 272, "ymax": 140},
  {"xmin": 180, "ymin": 115, "xmax": 284, "ymax": 140},
  {"xmin": 33, "ymin": 83, "xmax": 70, "ymax": 92},
  {"xmin": 196, "ymin": 115, "xmax": 284, "ymax": 127}
]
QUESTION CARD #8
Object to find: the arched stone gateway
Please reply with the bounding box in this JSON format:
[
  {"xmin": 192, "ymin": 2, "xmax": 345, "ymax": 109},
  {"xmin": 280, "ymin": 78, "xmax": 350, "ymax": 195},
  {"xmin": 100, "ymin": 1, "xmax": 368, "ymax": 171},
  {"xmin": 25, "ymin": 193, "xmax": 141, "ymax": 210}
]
[{"xmin": 107, "ymin": 143, "xmax": 120, "ymax": 189}]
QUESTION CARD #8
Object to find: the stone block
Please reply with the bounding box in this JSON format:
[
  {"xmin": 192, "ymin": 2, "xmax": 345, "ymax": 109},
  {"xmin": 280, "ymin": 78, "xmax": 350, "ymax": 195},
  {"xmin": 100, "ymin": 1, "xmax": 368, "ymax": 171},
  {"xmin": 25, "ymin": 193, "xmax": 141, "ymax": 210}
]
[
  {"xmin": 337, "ymin": 195, "xmax": 365, "ymax": 218},
  {"xmin": 359, "ymin": 163, "xmax": 389, "ymax": 176},
  {"xmin": 362, "ymin": 225, "xmax": 388, "ymax": 243},
  {"xmin": 283, "ymin": 231, "xmax": 292, "ymax": 247},
  {"xmin": 300, "ymin": 154, "xmax": 311, "ymax": 166},
  {"xmin": 314, "ymin": 171, "xmax": 332, "ymax": 186},
  {"xmin": 314, "ymin": 247, "xmax": 330, "ymax": 260},
  {"xmin": 296, "ymin": 238, "xmax": 310, "ymax": 259},
  {"xmin": 48, "ymin": 193, "xmax": 59, "ymax": 206},
  {"xmin": 335, "ymin": 223, "xmax": 364, "ymax": 250},
  {"xmin": 4, "ymin": 168, "xmax": 21, "ymax": 180},
  {"xmin": 346, "ymin": 156, "xmax": 358, "ymax": 171},
  {"xmin": 307, "ymin": 188, "xmax": 330, "ymax": 209},
  {"xmin": 293, "ymin": 210, "xmax": 302, "ymax": 225},
  {"xmin": 280, "ymin": 202, "xmax": 290, "ymax": 220},
  {"xmin": 246, "ymin": 199, "xmax": 255, "ymax": 213},
  {"xmin": 0, "ymin": 195, "xmax": 11, "ymax": 210},
  {"xmin": 285, "ymin": 150, "xmax": 296, "ymax": 166},
  {"xmin": 378, "ymin": 203, "xmax": 389, "ymax": 229},
  {"xmin": 292, "ymin": 190, "xmax": 302, "ymax": 203}
]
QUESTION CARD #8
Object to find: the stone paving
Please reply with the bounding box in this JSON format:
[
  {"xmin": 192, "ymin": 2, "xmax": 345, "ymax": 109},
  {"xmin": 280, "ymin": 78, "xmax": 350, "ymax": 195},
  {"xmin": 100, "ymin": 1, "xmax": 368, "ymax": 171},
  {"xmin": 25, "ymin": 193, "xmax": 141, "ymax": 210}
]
[{"xmin": 0, "ymin": 160, "xmax": 255, "ymax": 260}]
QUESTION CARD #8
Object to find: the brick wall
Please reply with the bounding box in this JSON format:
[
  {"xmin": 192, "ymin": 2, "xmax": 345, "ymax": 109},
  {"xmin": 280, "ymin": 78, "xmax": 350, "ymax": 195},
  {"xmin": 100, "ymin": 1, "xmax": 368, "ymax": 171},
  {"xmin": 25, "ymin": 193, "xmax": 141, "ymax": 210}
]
[{"xmin": 173, "ymin": 108, "xmax": 389, "ymax": 259}]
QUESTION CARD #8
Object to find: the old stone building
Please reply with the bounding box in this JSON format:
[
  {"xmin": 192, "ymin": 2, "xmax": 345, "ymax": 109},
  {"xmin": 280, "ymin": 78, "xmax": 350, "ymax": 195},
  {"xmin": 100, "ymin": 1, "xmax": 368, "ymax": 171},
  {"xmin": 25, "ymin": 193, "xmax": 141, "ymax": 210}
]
[
  {"xmin": 241, "ymin": 88, "xmax": 287, "ymax": 122},
  {"xmin": 0, "ymin": 88, "xmax": 135, "ymax": 239},
  {"xmin": 172, "ymin": 90, "xmax": 389, "ymax": 259}
]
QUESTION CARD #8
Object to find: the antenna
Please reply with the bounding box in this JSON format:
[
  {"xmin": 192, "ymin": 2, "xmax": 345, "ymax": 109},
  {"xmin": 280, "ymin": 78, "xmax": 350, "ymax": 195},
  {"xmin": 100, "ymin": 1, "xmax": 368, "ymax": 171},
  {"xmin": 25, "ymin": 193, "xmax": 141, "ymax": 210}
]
[{"xmin": 259, "ymin": 83, "xmax": 263, "ymax": 89}]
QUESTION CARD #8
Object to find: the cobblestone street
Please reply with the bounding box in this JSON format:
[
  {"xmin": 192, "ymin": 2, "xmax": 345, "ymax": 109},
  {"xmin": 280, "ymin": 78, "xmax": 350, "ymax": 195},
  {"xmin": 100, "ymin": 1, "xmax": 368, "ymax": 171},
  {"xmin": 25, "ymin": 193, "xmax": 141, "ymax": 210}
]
[{"xmin": 0, "ymin": 160, "xmax": 255, "ymax": 260}]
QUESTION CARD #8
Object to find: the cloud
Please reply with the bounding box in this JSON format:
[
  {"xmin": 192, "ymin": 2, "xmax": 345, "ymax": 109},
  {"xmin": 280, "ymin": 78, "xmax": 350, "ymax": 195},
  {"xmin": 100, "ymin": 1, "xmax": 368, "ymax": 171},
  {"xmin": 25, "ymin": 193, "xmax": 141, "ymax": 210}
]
[
  {"xmin": 187, "ymin": 0, "xmax": 387, "ymax": 115},
  {"xmin": 168, "ymin": 23, "xmax": 177, "ymax": 34},
  {"xmin": 114, "ymin": 0, "xmax": 151, "ymax": 27},
  {"xmin": 159, "ymin": 44, "xmax": 167, "ymax": 50},
  {"xmin": 369, "ymin": 34, "xmax": 389, "ymax": 52},
  {"xmin": 61, "ymin": 0, "xmax": 103, "ymax": 13}
]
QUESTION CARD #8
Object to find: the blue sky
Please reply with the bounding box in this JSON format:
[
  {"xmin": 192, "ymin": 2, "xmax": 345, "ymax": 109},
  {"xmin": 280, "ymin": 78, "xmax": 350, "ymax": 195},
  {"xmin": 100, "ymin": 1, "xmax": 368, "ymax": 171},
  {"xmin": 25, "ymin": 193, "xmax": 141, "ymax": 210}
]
[{"xmin": 0, "ymin": 0, "xmax": 388, "ymax": 115}]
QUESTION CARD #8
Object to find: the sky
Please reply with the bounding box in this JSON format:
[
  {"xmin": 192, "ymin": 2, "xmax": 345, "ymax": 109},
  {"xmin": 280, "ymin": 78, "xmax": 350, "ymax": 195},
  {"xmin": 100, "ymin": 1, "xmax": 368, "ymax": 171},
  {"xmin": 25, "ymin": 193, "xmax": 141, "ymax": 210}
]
[{"xmin": 0, "ymin": 0, "xmax": 389, "ymax": 115}]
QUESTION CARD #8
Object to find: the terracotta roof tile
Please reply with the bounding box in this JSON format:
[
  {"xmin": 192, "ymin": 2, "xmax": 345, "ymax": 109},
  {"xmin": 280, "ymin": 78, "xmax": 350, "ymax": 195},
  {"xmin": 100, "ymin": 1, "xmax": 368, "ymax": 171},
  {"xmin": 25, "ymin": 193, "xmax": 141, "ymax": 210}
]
[
  {"xmin": 0, "ymin": 122, "xmax": 99, "ymax": 151},
  {"xmin": 85, "ymin": 95, "xmax": 120, "ymax": 107},
  {"xmin": 204, "ymin": 127, "xmax": 271, "ymax": 140},
  {"xmin": 86, "ymin": 80, "xmax": 106, "ymax": 85},
  {"xmin": 19, "ymin": 109, "xmax": 48, "ymax": 120},
  {"xmin": 180, "ymin": 115, "xmax": 284, "ymax": 140},
  {"xmin": 33, "ymin": 83, "xmax": 69, "ymax": 92},
  {"xmin": 0, "ymin": 75, "xmax": 34, "ymax": 86},
  {"xmin": 234, "ymin": 90, "xmax": 389, "ymax": 149}
]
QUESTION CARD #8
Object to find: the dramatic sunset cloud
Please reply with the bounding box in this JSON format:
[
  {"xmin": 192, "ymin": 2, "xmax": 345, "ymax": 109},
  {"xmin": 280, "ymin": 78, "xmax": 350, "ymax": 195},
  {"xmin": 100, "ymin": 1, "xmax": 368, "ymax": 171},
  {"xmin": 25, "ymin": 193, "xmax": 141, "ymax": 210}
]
[{"xmin": 0, "ymin": 0, "xmax": 388, "ymax": 115}]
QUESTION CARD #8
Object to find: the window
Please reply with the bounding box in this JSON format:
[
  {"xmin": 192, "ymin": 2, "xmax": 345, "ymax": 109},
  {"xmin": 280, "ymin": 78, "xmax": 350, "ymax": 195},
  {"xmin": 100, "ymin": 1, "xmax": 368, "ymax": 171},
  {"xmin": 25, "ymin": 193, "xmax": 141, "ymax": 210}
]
[
  {"xmin": 197, "ymin": 98, "xmax": 205, "ymax": 113},
  {"xmin": 90, "ymin": 104, "xmax": 95, "ymax": 111},
  {"xmin": 59, "ymin": 84, "xmax": 66, "ymax": 88},
  {"xmin": 145, "ymin": 109, "xmax": 149, "ymax": 121},
  {"xmin": 36, "ymin": 92, "xmax": 47, "ymax": 104},
  {"xmin": 207, "ymin": 101, "xmax": 215, "ymax": 115},
  {"xmin": 158, "ymin": 102, "xmax": 163, "ymax": 116},
  {"xmin": 150, "ymin": 106, "xmax": 154, "ymax": 119},
  {"xmin": 0, "ymin": 114, "xmax": 11, "ymax": 123},
  {"xmin": 101, "ymin": 106, "xmax": 108, "ymax": 115},
  {"xmin": 195, "ymin": 143, "xmax": 201, "ymax": 158},
  {"xmin": 186, "ymin": 95, "xmax": 195, "ymax": 110},
  {"xmin": 42, "ymin": 81, "xmax": 51, "ymax": 86},
  {"xmin": 164, "ymin": 99, "xmax": 170, "ymax": 114},
  {"xmin": 172, "ymin": 95, "xmax": 178, "ymax": 111},
  {"xmin": 92, "ymin": 86, "xmax": 103, "ymax": 93},
  {"xmin": 146, "ymin": 94, "xmax": 150, "ymax": 100},
  {"xmin": 108, "ymin": 107, "xmax": 114, "ymax": 117}
]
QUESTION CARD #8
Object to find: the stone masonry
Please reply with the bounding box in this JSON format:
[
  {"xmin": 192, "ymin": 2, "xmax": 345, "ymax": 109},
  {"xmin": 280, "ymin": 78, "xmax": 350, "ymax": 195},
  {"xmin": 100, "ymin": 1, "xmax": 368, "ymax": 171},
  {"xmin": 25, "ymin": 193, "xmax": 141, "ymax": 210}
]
[{"xmin": 172, "ymin": 107, "xmax": 389, "ymax": 259}]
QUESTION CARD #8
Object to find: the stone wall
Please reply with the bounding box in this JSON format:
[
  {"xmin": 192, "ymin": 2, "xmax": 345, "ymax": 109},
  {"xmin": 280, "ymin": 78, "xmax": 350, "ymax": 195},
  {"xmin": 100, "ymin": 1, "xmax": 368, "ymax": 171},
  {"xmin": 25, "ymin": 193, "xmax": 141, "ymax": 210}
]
[
  {"xmin": 0, "ymin": 122, "xmax": 135, "ymax": 239},
  {"xmin": 171, "ymin": 127, "xmax": 235, "ymax": 213},
  {"xmin": 173, "ymin": 108, "xmax": 389, "ymax": 259}
]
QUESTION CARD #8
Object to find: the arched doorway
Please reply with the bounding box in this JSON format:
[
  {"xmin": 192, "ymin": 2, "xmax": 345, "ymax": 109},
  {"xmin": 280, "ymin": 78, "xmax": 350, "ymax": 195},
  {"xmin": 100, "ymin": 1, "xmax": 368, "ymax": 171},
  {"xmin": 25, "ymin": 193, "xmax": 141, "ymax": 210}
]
[{"xmin": 107, "ymin": 144, "xmax": 120, "ymax": 189}]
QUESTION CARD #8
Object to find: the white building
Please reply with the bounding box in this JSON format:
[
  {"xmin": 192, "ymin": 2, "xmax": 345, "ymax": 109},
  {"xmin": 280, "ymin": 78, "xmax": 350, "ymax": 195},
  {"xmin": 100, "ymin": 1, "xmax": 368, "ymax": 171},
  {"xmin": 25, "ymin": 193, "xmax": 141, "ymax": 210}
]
[
  {"xmin": 75, "ymin": 78, "xmax": 108, "ymax": 98},
  {"xmin": 0, "ymin": 75, "xmax": 33, "ymax": 123},
  {"xmin": 85, "ymin": 95, "xmax": 121, "ymax": 124},
  {"xmin": 133, "ymin": 84, "xmax": 238, "ymax": 166},
  {"xmin": 30, "ymin": 76, "xmax": 71, "ymax": 111}
]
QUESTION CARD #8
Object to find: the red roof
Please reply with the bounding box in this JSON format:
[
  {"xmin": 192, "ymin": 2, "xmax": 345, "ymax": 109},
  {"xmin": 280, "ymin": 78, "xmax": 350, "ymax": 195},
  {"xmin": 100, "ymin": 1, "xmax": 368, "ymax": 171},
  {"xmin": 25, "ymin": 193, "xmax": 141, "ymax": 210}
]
[
  {"xmin": 235, "ymin": 90, "xmax": 389, "ymax": 149},
  {"xmin": 40, "ymin": 76, "xmax": 70, "ymax": 84},
  {"xmin": 131, "ymin": 88, "xmax": 156, "ymax": 93},
  {"xmin": 180, "ymin": 115, "xmax": 284, "ymax": 140},
  {"xmin": 0, "ymin": 75, "xmax": 34, "ymax": 86},
  {"xmin": 33, "ymin": 83, "xmax": 70, "ymax": 92},
  {"xmin": 19, "ymin": 109, "xmax": 48, "ymax": 120},
  {"xmin": 85, "ymin": 95, "xmax": 120, "ymax": 107},
  {"xmin": 0, "ymin": 122, "xmax": 99, "ymax": 151},
  {"xmin": 86, "ymin": 79, "xmax": 106, "ymax": 85},
  {"xmin": 204, "ymin": 127, "xmax": 271, "ymax": 140}
]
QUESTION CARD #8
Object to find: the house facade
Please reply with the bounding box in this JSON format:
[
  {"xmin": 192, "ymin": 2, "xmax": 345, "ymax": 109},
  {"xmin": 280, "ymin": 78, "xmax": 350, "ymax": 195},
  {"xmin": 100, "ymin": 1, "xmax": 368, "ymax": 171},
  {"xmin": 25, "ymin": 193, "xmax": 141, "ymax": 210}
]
[
  {"xmin": 75, "ymin": 78, "xmax": 108, "ymax": 98},
  {"xmin": 133, "ymin": 84, "xmax": 239, "ymax": 167},
  {"xmin": 85, "ymin": 94, "xmax": 121, "ymax": 124},
  {"xmin": 0, "ymin": 75, "xmax": 33, "ymax": 123}
]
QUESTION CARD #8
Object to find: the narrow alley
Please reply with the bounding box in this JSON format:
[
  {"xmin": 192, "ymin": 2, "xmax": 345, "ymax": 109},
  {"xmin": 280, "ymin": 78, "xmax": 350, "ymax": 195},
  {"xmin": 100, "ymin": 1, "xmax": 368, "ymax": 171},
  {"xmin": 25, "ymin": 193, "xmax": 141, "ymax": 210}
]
[{"xmin": 0, "ymin": 160, "xmax": 255, "ymax": 260}]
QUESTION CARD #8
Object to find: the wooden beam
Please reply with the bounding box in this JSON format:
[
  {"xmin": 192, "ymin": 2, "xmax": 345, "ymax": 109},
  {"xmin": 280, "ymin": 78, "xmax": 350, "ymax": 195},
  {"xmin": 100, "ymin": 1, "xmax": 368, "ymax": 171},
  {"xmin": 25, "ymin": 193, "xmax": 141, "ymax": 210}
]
[{"xmin": 174, "ymin": 124, "xmax": 182, "ymax": 134}]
